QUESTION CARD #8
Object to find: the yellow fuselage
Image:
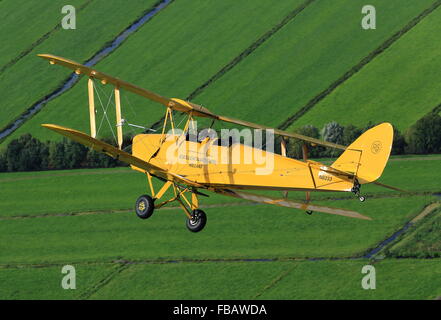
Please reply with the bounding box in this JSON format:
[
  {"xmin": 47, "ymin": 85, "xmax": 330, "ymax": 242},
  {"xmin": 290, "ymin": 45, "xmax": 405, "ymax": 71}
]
[{"xmin": 131, "ymin": 134, "xmax": 354, "ymax": 192}]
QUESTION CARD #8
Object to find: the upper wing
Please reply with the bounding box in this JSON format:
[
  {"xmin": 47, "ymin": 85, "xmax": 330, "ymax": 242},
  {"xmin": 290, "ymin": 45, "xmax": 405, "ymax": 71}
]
[
  {"xmin": 38, "ymin": 54, "xmax": 346, "ymax": 150},
  {"xmin": 214, "ymin": 188, "xmax": 371, "ymax": 220},
  {"xmin": 38, "ymin": 54, "xmax": 215, "ymax": 118}
]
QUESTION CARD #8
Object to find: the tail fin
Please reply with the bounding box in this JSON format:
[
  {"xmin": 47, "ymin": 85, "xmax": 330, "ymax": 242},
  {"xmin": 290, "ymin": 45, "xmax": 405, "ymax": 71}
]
[{"xmin": 331, "ymin": 123, "xmax": 393, "ymax": 184}]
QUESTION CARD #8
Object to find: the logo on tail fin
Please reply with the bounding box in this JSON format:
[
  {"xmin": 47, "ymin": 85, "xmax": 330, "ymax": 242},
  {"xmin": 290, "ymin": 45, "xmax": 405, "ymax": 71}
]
[{"xmin": 371, "ymin": 140, "xmax": 382, "ymax": 154}]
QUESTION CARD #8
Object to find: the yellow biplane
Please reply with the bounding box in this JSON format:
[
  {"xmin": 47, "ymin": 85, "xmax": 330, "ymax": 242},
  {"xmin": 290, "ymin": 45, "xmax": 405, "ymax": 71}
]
[{"xmin": 38, "ymin": 54, "xmax": 401, "ymax": 232}]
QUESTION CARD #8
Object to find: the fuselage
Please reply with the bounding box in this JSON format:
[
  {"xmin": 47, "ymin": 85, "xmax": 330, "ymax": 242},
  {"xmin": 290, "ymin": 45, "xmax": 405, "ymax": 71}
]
[{"xmin": 131, "ymin": 134, "xmax": 354, "ymax": 192}]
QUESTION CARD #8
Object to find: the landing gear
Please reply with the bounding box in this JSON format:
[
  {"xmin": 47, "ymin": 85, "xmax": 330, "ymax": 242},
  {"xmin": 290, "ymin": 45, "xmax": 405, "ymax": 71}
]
[
  {"xmin": 186, "ymin": 209, "xmax": 207, "ymax": 233},
  {"xmin": 136, "ymin": 174, "xmax": 208, "ymax": 232},
  {"xmin": 135, "ymin": 194, "xmax": 154, "ymax": 219},
  {"xmin": 351, "ymin": 179, "xmax": 366, "ymax": 202}
]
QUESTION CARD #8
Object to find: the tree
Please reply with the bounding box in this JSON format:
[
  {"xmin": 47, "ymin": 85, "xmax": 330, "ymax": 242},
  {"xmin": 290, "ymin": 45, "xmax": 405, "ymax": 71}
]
[
  {"xmin": 391, "ymin": 125, "xmax": 406, "ymax": 155},
  {"xmin": 286, "ymin": 125, "xmax": 321, "ymax": 159},
  {"xmin": 320, "ymin": 121, "xmax": 345, "ymax": 158},
  {"xmin": 405, "ymin": 113, "xmax": 441, "ymax": 154},
  {"xmin": 5, "ymin": 134, "xmax": 47, "ymax": 171},
  {"xmin": 341, "ymin": 124, "xmax": 362, "ymax": 146},
  {"xmin": 0, "ymin": 151, "xmax": 6, "ymax": 172},
  {"xmin": 47, "ymin": 140, "xmax": 65, "ymax": 169}
]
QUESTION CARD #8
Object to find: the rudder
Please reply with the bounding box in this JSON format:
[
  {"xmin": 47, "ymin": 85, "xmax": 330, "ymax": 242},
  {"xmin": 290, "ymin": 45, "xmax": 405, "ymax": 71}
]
[{"xmin": 331, "ymin": 123, "xmax": 393, "ymax": 184}]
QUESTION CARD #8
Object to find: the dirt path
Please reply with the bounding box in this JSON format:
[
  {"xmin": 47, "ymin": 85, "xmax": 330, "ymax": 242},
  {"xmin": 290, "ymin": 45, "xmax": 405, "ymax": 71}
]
[{"xmin": 363, "ymin": 202, "xmax": 441, "ymax": 258}]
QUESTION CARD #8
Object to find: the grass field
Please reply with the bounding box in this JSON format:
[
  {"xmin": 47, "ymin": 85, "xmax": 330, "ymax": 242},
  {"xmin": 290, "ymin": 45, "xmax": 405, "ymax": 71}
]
[
  {"xmin": 1, "ymin": 259, "xmax": 439, "ymax": 300},
  {"xmin": 192, "ymin": 0, "xmax": 436, "ymax": 128},
  {"xmin": 3, "ymin": 0, "xmax": 306, "ymax": 143},
  {"xmin": 0, "ymin": 0, "xmax": 87, "ymax": 68},
  {"xmin": 0, "ymin": 196, "xmax": 430, "ymax": 264},
  {"xmin": 1, "ymin": 1, "xmax": 440, "ymax": 300},
  {"xmin": 0, "ymin": 0, "xmax": 158, "ymax": 131},
  {"xmin": 4, "ymin": 0, "xmax": 438, "ymax": 145},
  {"xmin": 291, "ymin": 2, "xmax": 441, "ymax": 131},
  {"xmin": 387, "ymin": 207, "xmax": 441, "ymax": 258},
  {"xmin": 87, "ymin": 259, "xmax": 441, "ymax": 300},
  {"xmin": 0, "ymin": 155, "xmax": 440, "ymax": 299}
]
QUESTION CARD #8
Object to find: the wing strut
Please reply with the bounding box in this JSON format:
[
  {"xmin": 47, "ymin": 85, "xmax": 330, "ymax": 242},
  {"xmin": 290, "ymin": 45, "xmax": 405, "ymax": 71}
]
[
  {"xmin": 114, "ymin": 86, "xmax": 123, "ymax": 149},
  {"xmin": 87, "ymin": 78, "xmax": 96, "ymax": 138}
]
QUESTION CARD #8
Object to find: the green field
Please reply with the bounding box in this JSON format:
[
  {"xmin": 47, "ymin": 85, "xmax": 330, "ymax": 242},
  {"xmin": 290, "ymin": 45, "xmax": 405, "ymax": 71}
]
[
  {"xmin": 1, "ymin": 258, "xmax": 440, "ymax": 300},
  {"xmin": 0, "ymin": 0, "xmax": 158, "ymax": 131},
  {"xmin": 292, "ymin": 1, "xmax": 441, "ymax": 131},
  {"xmin": 387, "ymin": 206, "xmax": 441, "ymax": 258},
  {"xmin": 3, "ymin": 0, "xmax": 306, "ymax": 143},
  {"xmin": 1, "ymin": 0, "xmax": 440, "ymax": 300},
  {"xmin": 1, "ymin": 155, "xmax": 440, "ymax": 299},
  {"xmin": 193, "ymin": 0, "xmax": 437, "ymax": 128},
  {"xmin": 0, "ymin": 0, "xmax": 85, "ymax": 68},
  {"xmin": 5, "ymin": 0, "xmax": 439, "ymax": 145}
]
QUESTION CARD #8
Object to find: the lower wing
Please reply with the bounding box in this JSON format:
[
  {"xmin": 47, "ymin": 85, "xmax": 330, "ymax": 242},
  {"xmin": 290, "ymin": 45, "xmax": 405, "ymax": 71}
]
[
  {"xmin": 42, "ymin": 124, "xmax": 180, "ymax": 183},
  {"xmin": 214, "ymin": 188, "xmax": 371, "ymax": 220}
]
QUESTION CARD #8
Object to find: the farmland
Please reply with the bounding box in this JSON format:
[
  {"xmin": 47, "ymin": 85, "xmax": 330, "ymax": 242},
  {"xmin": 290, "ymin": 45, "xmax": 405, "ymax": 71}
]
[
  {"xmin": 0, "ymin": 0, "xmax": 158, "ymax": 131},
  {"xmin": 291, "ymin": 2, "xmax": 441, "ymax": 131},
  {"xmin": 0, "ymin": 155, "xmax": 440, "ymax": 299},
  {"xmin": 3, "ymin": 0, "xmax": 439, "ymax": 144},
  {"xmin": 1, "ymin": 0, "xmax": 440, "ymax": 300},
  {"xmin": 3, "ymin": 0, "xmax": 306, "ymax": 143},
  {"xmin": 387, "ymin": 206, "xmax": 441, "ymax": 258}
]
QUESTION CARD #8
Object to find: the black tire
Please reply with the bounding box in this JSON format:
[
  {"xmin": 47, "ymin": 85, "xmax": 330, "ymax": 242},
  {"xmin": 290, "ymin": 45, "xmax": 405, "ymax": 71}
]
[
  {"xmin": 359, "ymin": 196, "xmax": 366, "ymax": 202},
  {"xmin": 135, "ymin": 195, "xmax": 154, "ymax": 219},
  {"xmin": 186, "ymin": 209, "xmax": 207, "ymax": 232}
]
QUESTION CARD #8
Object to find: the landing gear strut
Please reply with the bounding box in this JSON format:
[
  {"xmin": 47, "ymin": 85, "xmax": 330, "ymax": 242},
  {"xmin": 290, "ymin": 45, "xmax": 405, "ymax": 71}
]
[{"xmin": 135, "ymin": 174, "xmax": 208, "ymax": 232}]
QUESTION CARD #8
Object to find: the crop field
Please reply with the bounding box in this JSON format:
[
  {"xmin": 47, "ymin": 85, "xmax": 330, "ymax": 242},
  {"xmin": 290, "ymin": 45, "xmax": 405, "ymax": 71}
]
[
  {"xmin": 387, "ymin": 206, "xmax": 441, "ymax": 258},
  {"xmin": 3, "ymin": 0, "xmax": 306, "ymax": 143},
  {"xmin": 4, "ymin": 0, "xmax": 440, "ymax": 144},
  {"xmin": 0, "ymin": 0, "xmax": 85, "ymax": 68},
  {"xmin": 0, "ymin": 155, "xmax": 440, "ymax": 299},
  {"xmin": 193, "ymin": 0, "xmax": 438, "ymax": 128},
  {"xmin": 291, "ymin": 2, "xmax": 441, "ymax": 131},
  {"xmin": 0, "ymin": 0, "xmax": 158, "ymax": 131},
  {"xmin": 1, "ymin": 0, "xmax": 440, "ymax": 301}
]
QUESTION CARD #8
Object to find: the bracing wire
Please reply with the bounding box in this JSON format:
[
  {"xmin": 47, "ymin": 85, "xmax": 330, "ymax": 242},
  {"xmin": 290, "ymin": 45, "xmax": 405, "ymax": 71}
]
[{"xmin": 93, "ymin": 79, "xmax": 118, "ymax": 144}]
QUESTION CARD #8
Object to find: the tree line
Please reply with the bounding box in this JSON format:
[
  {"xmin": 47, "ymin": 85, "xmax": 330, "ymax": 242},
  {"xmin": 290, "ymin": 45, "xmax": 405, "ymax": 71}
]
[
  {"xmin": 0, "ymin": 112, "xmax": 440, "ymax": 172},
  {"xmin": 0, "ymin": 134, "xmax": 131, "ymax": 172},
  {"xmin": 283, "ymin": 113, "xmax": 441, "ymax": 159}
]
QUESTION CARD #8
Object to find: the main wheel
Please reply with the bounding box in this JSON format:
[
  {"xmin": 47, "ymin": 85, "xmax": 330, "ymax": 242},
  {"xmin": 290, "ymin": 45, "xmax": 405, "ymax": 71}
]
[
  {"xmin": 135, "ymin": 194, "xmax": 154, "ymax": 219},
  {"xmin": 186, "ymin": 209, "xmax": 207, "ymax": 232},
  {"xmin": 359, "ymin": 196, "xmax": 366, "ymax": 202}
]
